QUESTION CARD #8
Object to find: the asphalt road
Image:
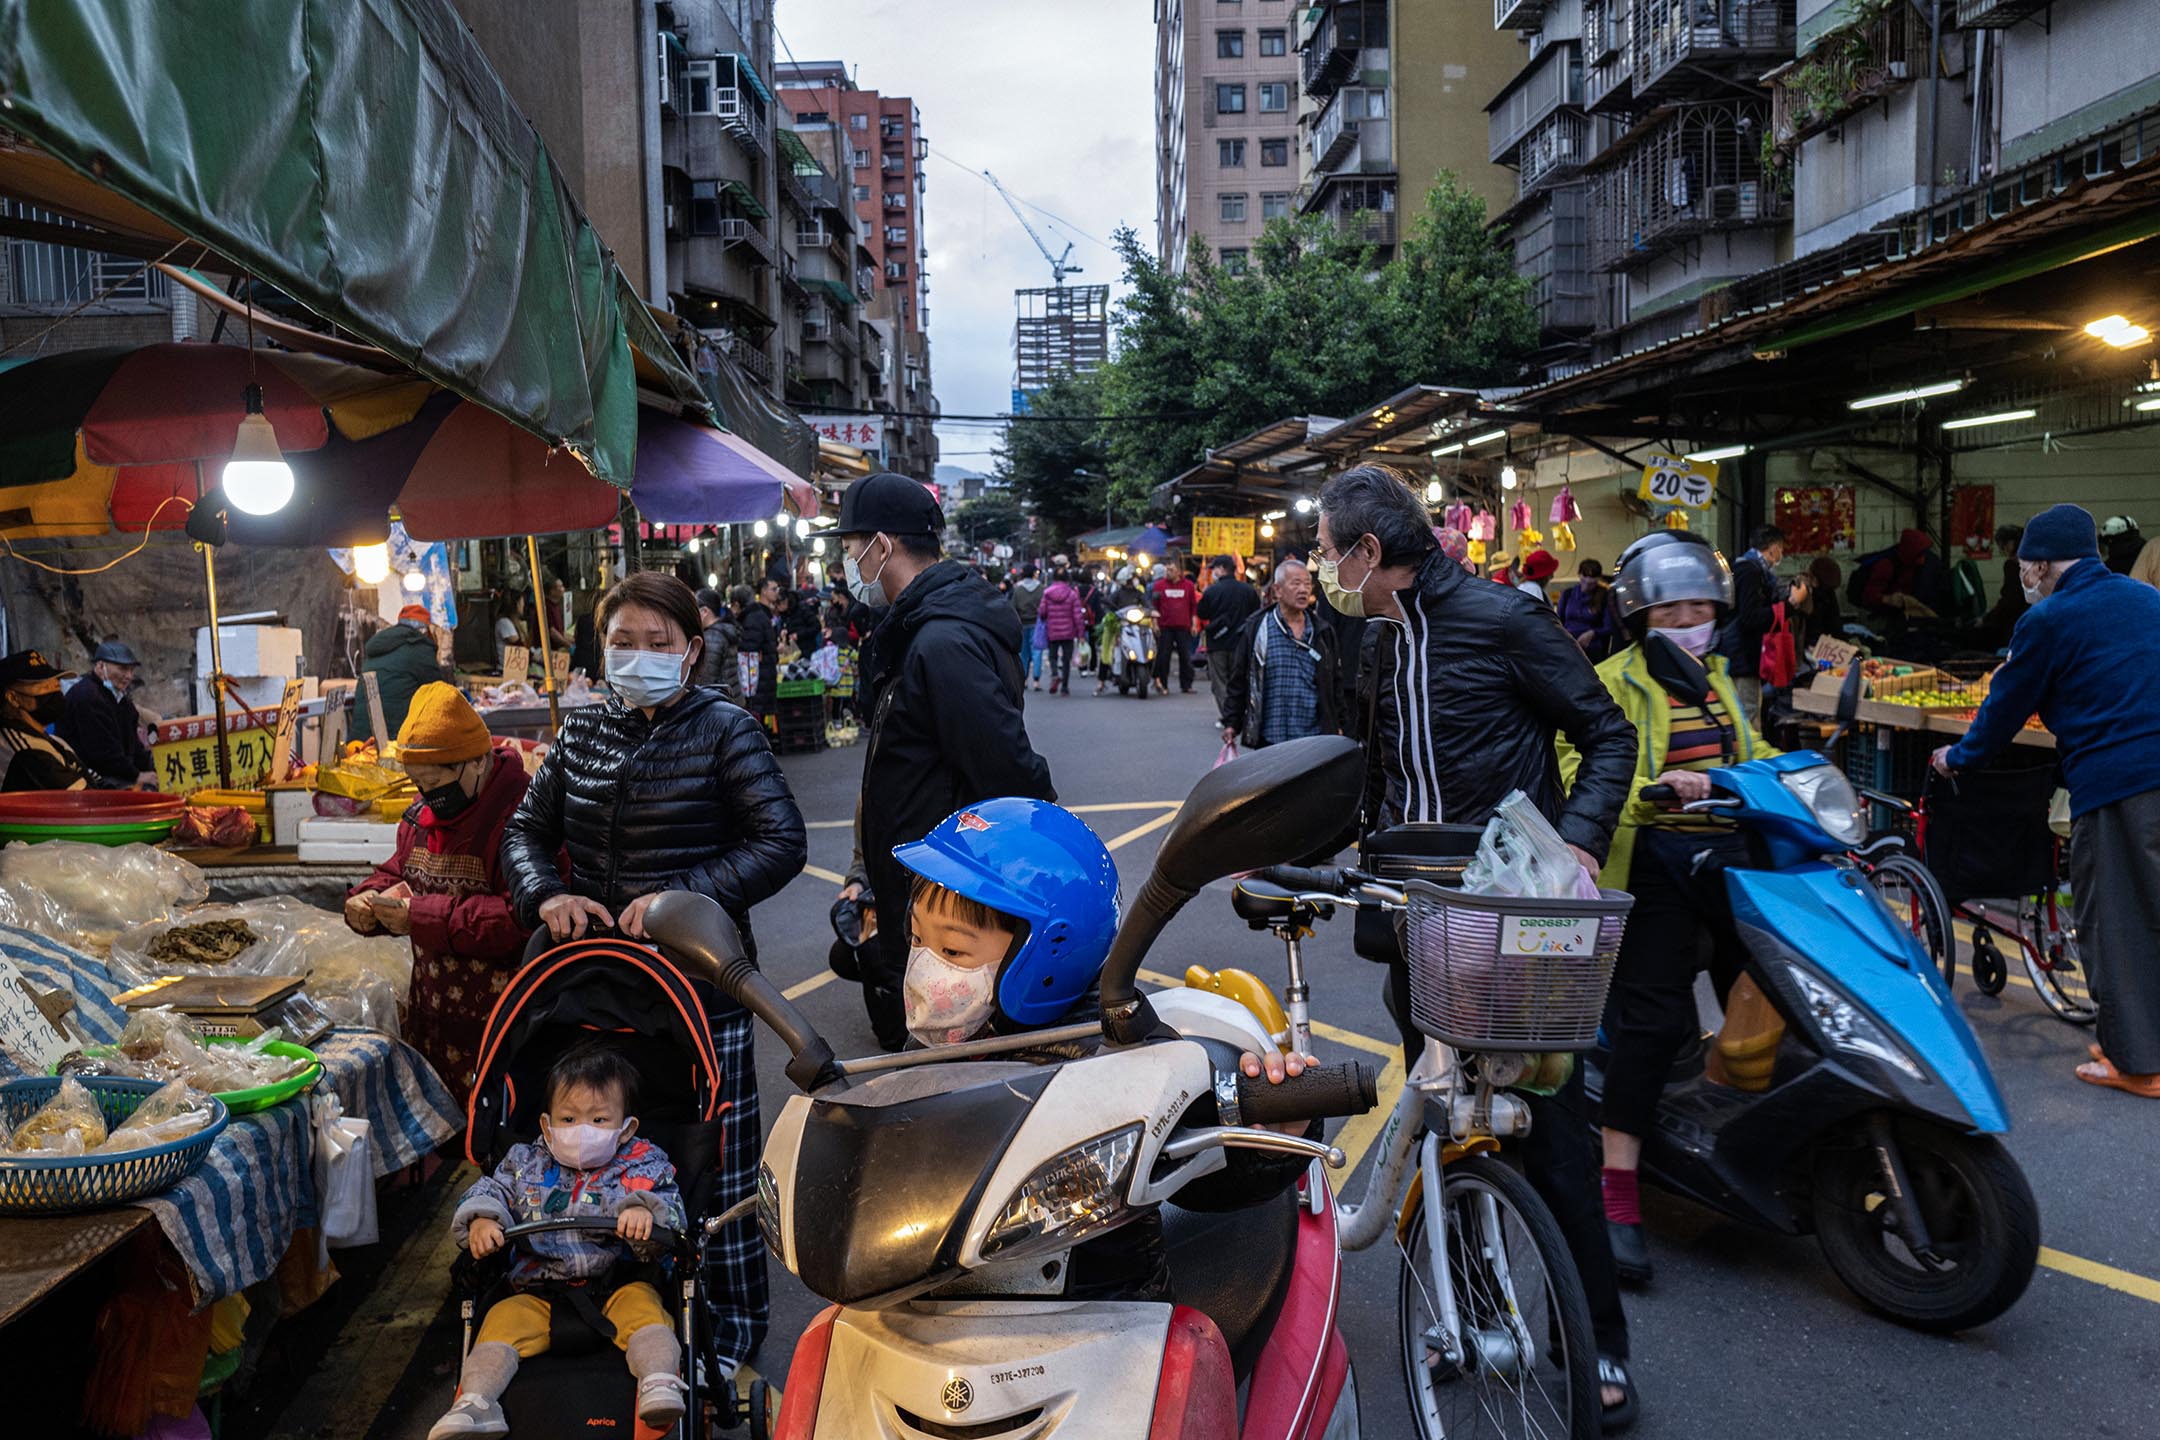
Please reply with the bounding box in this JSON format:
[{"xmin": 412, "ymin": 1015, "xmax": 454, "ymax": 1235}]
[{"xmin": 281, "ymin": 680, "xmax": 2160, "ymax": 1440}]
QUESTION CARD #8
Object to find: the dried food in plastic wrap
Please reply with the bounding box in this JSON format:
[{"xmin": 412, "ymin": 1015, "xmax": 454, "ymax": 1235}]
[
  {"xmin": 0, "ymin": 841, "xmax": 208, "ymax": 955},
  {"xmin": 8, "ymin": 1074, "xmax": 108, "ymax": 1155},
  {"xmin": 109, "ymin": 899, "xmax": 411, "ymax": 1033},
  {"xmin": 90, "ymin": 1008, "xmax": 307, "ymax": 1092},
  {"xmin": 1461, "ymin": 790, "xmax": 1601, "ymax": 900},
  {"xmin": 97, "ymin": 1077, "xmax": 215, "ymax": 1153},
  {"xmin": 116, "ymin": 1005, "xmax": 206, "ymax": 1062},
  {"xmin": 145, "ymin": 917, "xmax": 261, "ymax": 967}
]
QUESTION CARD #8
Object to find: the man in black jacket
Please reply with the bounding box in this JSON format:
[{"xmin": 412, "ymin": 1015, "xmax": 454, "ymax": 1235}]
[
  {"xmin": 1196, "ymin": 554, "xmax": 1261, "ymax": 723},
  {"xmin": 1315, "ymin": 463, "xmax": 1643, "ymax": 1423},
  {"xmin": 1715, "ymin": 523, "xmax": 1804, "ymax": 724},
  {"xmin": 57, "ymin": 640, "xmax": 155, "ymax": 787},
  {"xmin": 732, "ymin": 580, "xmax": 779, "ymax": 722},
  {"xmin": 835, "ymin": 472, "xmax": 1056, "ymax": 1049}
]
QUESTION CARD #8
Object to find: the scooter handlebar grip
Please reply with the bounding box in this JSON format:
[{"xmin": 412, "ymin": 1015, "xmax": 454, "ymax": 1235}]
[
  {"xmin": 1639, "ymin": 783, "xmax": 1679, "ymax": 804},
  {"xmin": 1235, "ymin": 1062, "xmax": 1379, "ymax": 1126},
  {"xmin": 1257, "ymin": 864, "xmax": 1346, "ymax": 895}
]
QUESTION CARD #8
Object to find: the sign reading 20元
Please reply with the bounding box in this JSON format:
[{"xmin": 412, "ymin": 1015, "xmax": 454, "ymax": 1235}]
[{"xmin": 1638, "ymin": 454, "xmax": 1717, "ymax": 508}]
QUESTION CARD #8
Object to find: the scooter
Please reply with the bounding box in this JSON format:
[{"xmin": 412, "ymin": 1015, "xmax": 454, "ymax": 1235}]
[
  {"xmin": 1112, "ymin": 604, "xmax": 1158, "ymax": 698},
  {"xmin": 646, "ymin": 738, "xmax": 1383, "ymax": 1439},
  {"xmin": 1582, "ymin": 748, "xmax": 2041, "ymax": 1331}
]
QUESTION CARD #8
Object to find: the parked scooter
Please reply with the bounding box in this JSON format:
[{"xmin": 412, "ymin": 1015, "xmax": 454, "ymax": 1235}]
[
  {"xmin": 647, "ymin": 738, "xmax": 1383, "ymax": 1439},
  {"xmin": 1583, "ymin": 749, "xmax": 2041, "ymax": 1331},
  {"xmin": 1112, "ymin": 605, "xmax": 1158, "ymax": 697}
]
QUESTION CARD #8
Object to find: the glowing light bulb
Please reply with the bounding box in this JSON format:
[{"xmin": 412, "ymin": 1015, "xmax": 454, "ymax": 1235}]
[
  {"xmin": 401, "ymin": 570, "xmax": 426, "ymax": 593},
  {"xmin": 1500, "ymin": 464, "xmax": 1519, "ymax": 490},
  {"xmin": 223, "ymin": 386, "xmax": 293, "ymax": 516},
  {"xmin": 1424, "ymin": 479, "xmax": 1443, "ymax": 504},
  {"xmin": 352, "ymin": 543, "xmax": 390, "ymax": 584},
  {"xmin": 753, "ymin": 520, "xmax": 769, "ymax": 539}
]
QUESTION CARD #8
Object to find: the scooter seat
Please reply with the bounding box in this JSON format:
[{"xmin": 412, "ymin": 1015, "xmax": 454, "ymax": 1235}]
[
  {"xmin": 1230, "ymin": 877, "xmax": 1334, "ymax": 930},
  {"xmin": 1161, "ymin": 1185, "xmax": 1301, "ymax": 1381}
]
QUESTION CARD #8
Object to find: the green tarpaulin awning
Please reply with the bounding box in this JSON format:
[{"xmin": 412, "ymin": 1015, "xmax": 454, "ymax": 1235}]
[
  {"xmin": 729, "ymin": 54, "xmax": 774, "ymax": 106},
  {"xmin": 807, "ymin": 278, "xmax": 859, "ymax": 311},
  {"xmin": 776, "ymin": 128, "xmax": 821, "ymax": 176},
  {"xmin": 0, "ymin": 0, "xmax": 709, "ymax": 487},
  {"xmin": 720, "ymin": 179, "xmax": 770, "ymax": 221}
]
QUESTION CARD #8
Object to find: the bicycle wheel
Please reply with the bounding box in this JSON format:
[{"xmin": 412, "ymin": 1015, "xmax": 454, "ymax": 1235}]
[
  {"xmin": 2017, "ymin": 893, "xmax": 2097, "ymax": 1026},
  {"xmin": 1864, "ymin": 853, "xmax": 1955, "ymax": 988},
  {"xmin": 1396, "ymin": 1153, "xmax": 1599, "ymax": 1440}
]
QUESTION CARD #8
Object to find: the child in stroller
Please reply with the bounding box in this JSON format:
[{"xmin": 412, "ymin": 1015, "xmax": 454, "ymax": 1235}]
[{"xmin": 431, "ymin": 1041, "xmax": 689, "ymax": 1439}]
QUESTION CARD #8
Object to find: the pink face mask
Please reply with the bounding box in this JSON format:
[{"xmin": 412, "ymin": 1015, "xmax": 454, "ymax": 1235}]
[{"xmin": 543, "ymin": 1120, "xmax": 628, "ymax": 1171}]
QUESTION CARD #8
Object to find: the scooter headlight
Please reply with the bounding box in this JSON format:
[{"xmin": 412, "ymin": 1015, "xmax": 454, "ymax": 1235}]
[
  {"xmin": 1122, "ymin": 607, "xmax": 1147, "ymax": 624},
  {"xmin": 1780, "ymin": 764, "xmax": 1866, "ymax": 847},
  {"xmin": 981, "ymin": 1125, "xmax": 1142, "ymax": 1259},
  {"xmin": 1784, "ymin": 964, "xmax": 1924, "ymax": 1081}
]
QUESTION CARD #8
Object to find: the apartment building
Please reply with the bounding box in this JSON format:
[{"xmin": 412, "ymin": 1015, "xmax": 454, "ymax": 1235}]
[
  {"xmin": 1297, "ymin": 1, "xmax": 1521, "ymax": 259},
  {"xmin": 777, "ymin": 113, "xmax": 877, "ymax": 416},
  {"xmin": 777, "ymin": 62, "xmax": 939, "ymax": 482},
  {"xmin": 1154, "ymin": 0, "xmax": 1304, "ymax": 272}
]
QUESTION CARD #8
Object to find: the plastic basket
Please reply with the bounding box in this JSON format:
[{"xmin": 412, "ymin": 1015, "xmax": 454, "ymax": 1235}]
[
  {"xmin": 1401, "ymin": 880, "xmax": 1634, "ymax": 1051},
  {"xmin": 0, "ymin": 1076, "xmax": 228, "ymax": 1215}
]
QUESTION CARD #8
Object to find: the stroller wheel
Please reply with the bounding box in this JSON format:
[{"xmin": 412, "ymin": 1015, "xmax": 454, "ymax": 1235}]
[
  {"xmin": 745, "ymin": 1379, "xmax": 774, "ymax": 1440},
  {"xmin": 1970, "ymin": 929, "xmax": 2008, "ymax": 996}
]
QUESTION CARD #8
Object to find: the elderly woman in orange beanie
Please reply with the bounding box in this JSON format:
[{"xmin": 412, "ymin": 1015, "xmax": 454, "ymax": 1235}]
[{"xmin": 345, "ymin": 682, "xmax": 540, "ymax": 1105}]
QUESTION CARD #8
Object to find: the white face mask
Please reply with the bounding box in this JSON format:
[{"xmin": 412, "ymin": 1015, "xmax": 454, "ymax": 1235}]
[
  {"xmin": 605, "ymin": 647, "xmax": 690, "ymax": 707},
  {"xmin": 904, "ymin": 945, "xmax": 997, "ymax": 1047},
  {"xmin": 844, "ymin": 536, "xmax": 893, "ymax": 607},
  {"xmin": 1652, "ymin": 619, "xmax": 1718, "ymax": 658},
  {"xmin": 542, "ymin": 1118, "xmax": 630, "ymax": 1171}
]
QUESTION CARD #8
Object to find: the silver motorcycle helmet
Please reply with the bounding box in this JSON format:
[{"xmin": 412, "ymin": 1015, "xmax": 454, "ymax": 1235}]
[{"xmin": 1611, "ymin": 531, "xmax": 1735, "ymax": 638}]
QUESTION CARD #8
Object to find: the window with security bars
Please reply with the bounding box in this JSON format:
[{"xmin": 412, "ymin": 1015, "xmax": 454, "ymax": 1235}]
[{"xmin": 1, "ymin": 200, "xmax": 171, "ymax": 307}]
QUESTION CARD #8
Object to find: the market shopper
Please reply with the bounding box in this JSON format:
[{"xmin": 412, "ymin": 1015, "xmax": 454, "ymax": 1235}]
[
  {"xmin": 1197, "ymin": 553, "xmax": 1262, "ymax": 722},
  {"xmin": 1314, "ymin": 463, "xmax": 1641, "ymax": 1423},
  {"xmin": 1931, "ymin": 505, "xmax": 2160, "ymax": 1099},
  {"xmin": 1516, "ymin": 548, "xmax": 1560, "ymax": 603},
  {"xmin": 57, "ymin": 640, "xmax": 155, "ymax": 788},
  {"xmin": 1218, "ymin": 560, "xmax": 1340, "ymax": 749},
  {"xmin": 694, "ymin": 588, "xmax": 741, "ymax": 705},
  {"xmin": 353, "ymin": 604, "xmax": 447, "ymax": 746},
  {"xmin": 734, "ymin": 580, "xmax": 779, "ymax": 723},
  {"xmin": 501, "ymin": 570, "xmax": 807, "ymax": 1374},
  {"xmin": 833, "ymin": 472, "xmax": 1055, "ymax": 1050},
  {"xmin": 1149, "ymin": 559, "xmax": 1201, "ymax": 694},
  {"xmin": 1557, "ymin": 560, "xmax": 1625, "ymax": 661},
  {"xmin": 1857, "ymin": 527, "xmax": 1948, "ymax": 618},
  {"xmin": 1716, "ymin": 525, "xmax": 1803, "ymax": 723},
  {"xmin": 1010, "ymin": 562, "xmax": 1046, "ymax": 691},
  {"xmin": 346, "ymin": 683, "xmax": 533, "ymax": 1105},
  {"xmin": 0, "ymin": 650, "xmax": 88, "ymax": 791},
  {"xmin": 1039, "ymin": 567, "xmax": 1091, "ymax": 696}
]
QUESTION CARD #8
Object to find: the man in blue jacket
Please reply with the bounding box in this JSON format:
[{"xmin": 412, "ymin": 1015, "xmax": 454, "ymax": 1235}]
[{"xmin": 1934, "ymin": 504, "xmax": 2160, "ymax": 1098}]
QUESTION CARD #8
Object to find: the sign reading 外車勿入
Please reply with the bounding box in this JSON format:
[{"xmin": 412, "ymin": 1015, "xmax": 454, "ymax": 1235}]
[
  {"xmin": 151, "ymin": 715, "xmax": 278, "ymax": 796},
  {"xmin": 804, "ymin": 415, "xmax": 887, "ymax": 453},
  {"xmin": 1638, "ymin": 454, "xmax": 1717, "ymax": 508},
  {"xmin": 1191, "ymin": 517, "xmax": 1258, "ymax": 558}
]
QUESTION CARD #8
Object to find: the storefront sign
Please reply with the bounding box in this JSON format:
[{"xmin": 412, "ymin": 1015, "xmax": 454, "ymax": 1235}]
[
  {"xmin": 1639, "ymin": 454, "xmax": 1716, "ymax": 508},
  {"xmin": 804, "ymin": 415, "xmax": 886, "ymax": 451},
  {"xmin": 1191, "ymin": 516, "xmax": 1258, "ymax": 557},
  {"xmin": 501, "ymin": 644, "xmax": 531, "ymax": 682},
  {"xmin": 152, "ymin": 716, "xmax": 278, "ymax": 795}
]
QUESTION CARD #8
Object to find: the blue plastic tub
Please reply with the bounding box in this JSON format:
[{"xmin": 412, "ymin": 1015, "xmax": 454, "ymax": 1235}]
[{"xmin": 0, "ymin": 1075, "xmax": 228, "ymax": 1215}]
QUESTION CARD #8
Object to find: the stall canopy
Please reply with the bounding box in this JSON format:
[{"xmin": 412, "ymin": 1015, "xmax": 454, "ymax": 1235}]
[{"xmin": 0, "ymin": 0, "xmax": 710, "ymax": 486}]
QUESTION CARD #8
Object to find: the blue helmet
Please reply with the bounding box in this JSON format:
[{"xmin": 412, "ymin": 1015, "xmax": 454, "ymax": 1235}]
[{"xmin": 892, "ymin": 797, "xmax": 1122, "ymax": 1027}]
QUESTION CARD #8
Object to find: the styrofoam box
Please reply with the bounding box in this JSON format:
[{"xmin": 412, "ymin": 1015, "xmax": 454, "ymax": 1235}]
[
  {"xmin": 298, "ymin": 839, "xmax": 397, "ymax": 865},
  {"xmin": 195, "ymin": 624, "xmax": 304, "ymax": 680},
  {"xmin": 297, "ymin": 817, "xmax": 401, "ymax": 843}
]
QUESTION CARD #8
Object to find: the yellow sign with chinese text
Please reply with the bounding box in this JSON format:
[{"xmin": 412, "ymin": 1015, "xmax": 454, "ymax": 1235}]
[
  {"xmin": 1191, "ymin": 516, "xmax": 1258, "ymax": 558},
  {"xmin": 1638, "ymin": 454, "xmax": 1718, "ymax": 508},
  {"xmin": 151, "ymin": 717, "xmax": 277, "ymax": 796}
]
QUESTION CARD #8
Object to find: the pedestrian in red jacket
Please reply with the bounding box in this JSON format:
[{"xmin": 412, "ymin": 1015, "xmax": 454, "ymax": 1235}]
[{"xmin": 345, "ymin": 682, "xmax": 539, "ymax": 1105}]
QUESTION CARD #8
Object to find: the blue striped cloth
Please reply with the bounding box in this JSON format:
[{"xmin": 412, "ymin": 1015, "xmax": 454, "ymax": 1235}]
[{"xmin": 0, "ymin": 925, "xmax": 461, "ymax": 1303}]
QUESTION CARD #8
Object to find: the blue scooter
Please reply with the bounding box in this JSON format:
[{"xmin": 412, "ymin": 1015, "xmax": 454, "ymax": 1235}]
[{"xmin": 1583, "ymin": 749, "xmax": 2041, "ymax": 1331}]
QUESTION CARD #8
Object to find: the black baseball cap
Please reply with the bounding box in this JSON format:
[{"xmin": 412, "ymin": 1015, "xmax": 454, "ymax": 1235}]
[
  {"xmin": 92, "ymin": 641, "xmax": 141, "ymax": 666},
  {"xmin": 0, "ymin": 650, "xmax": 70, "ymax": 686},
  {"xmin": 835, "ymin": 471, "xmax": 944, "ymax": 538}
]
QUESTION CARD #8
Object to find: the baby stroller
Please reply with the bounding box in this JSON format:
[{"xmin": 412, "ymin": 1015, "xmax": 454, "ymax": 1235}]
[{"xmin": 456, "ymin": 930, "xmax": 775, "ymax": 1438}]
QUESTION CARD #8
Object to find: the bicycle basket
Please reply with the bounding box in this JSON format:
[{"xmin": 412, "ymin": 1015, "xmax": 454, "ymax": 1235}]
[{"xmin": 1401, "ymin": 881, "xmax": 1634, "ymax": 1051}]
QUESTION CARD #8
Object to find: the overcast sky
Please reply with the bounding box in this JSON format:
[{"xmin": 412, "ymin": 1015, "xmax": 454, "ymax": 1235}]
[{"xmin": 775, "ymin": 1, "xmax": 1155, "ymax": 474}]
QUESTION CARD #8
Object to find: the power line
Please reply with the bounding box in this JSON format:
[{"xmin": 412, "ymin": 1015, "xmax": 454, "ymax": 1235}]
[{"xmin": 826, "ymin": 405, "xmax": 1208, "ymax": 422}]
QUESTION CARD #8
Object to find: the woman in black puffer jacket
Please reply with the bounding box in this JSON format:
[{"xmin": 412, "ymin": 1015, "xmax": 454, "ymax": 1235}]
[{"xmin": 500, "ymin": 570, "xmax": 806, "ymax": 1374}]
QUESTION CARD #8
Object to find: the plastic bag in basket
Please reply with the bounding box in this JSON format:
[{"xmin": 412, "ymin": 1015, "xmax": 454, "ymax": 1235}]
[
  {"xmin": 8, "ymin": 1074, "xmax": 108, "ymax": 1155},
  {"xmin": 97, "ymin": 1077, "xmax": 215, "ymax": 1154},
  {"xmin": 1461, "ymin": 790, "xmax": 1600, "ymax": 900}
]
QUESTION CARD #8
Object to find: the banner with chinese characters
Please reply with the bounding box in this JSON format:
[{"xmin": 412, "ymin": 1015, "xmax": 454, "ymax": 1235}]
[
  {"xmin": 1774, "ymin": 485, "xmax": 1858, "ymax": 554},
  {"xmin": 803, "ymin": 415, "xmax": 886, "ymax": 452},
  {"xmin": 1638, "ymin": 454, "xmax": 1717, "ymax": 507},
  {"xmin": 151, "ymin": 715, "xmax": 279, "ymax": 796},
  {"xmin": 1190, "ymin": 516, "xmax": 1257, "ymax": 558}
]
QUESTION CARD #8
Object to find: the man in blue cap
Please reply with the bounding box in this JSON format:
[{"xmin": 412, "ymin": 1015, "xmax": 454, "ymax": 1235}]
[
  {"xmin": 57, "ymin": 640, "xmax": 156, "ymax": 788},
  {"xmin": 1934, "ymin": 503, "xmax": 2160, "ymax": 1098},
  {"xmin": 833, "ymin": 471, "xmax": 1055, "ymax": 1049}
]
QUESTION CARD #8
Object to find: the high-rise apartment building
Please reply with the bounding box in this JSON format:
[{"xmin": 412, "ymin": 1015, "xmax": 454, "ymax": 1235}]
[
  {"xmin": 1297, "ymin": 1, "xmax": 1521, "ymax": 259},
  {"xmin": 1154, "ymin": 0, "xmax": 1303, "ymax": 272},
  {"xmin": 1013, "ymin": 285, "xmax": 1110, "ymax": 407},
  {"xmin": 777, "ymin": 62, "xmax": 939, "ymax": 482}
]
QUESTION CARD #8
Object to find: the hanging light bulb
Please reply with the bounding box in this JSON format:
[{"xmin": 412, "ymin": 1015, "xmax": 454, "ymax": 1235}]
[
  {"xmin": 706, "ymin": 571, "xmax": 720, "ymax": 588},
  {"xmin": 1500, "ymin": 464, "xmax": 1519, "ymax": 490},
  {"xmin": 753, "ymin": 519, "xmax": 770, "ymax": 538},
  {"xmin": 775, "ymin": 506, "xmax": 791, "ymax": 526},
  {"xmin": 1260, "ymin": 521, "xmax": 1276, "ymax": 539},
  {"xmin": 796, "ymin": 518, "xmax": 813, "ymax": 539},
  {"xmin": 1424, "ymin": 478, "xmax": 1443, "ymax": 504},
  {"xmin": 352, "ymin": 542, "xmax": 391, "ymax": 584},
  {"xmin": 223, "ymin": 383, "xmax": 295, "ymax": 515},
  {"xmin": 401, "ymin": 569, "xmax": 426, "ymax": 593},
  {"xmin": 812, "ymin": 537, "xmax": 827, "ymax": 556}
]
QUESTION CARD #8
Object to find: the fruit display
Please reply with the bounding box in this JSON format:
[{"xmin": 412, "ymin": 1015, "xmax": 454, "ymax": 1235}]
[{"xmin": 1876, "ymin": 687, "xmax": 1975, "ymax": 708}]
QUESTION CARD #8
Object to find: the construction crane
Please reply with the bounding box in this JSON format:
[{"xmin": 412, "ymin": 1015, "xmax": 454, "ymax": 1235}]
[{"xmin": 982, "ymin": 168, "xmax": 1082, "ymax": 286}]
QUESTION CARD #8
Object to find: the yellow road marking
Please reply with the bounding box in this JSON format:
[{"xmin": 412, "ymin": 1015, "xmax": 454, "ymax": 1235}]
[
  {"xmin": 1106, "ymin": 810, "xmax": 1180, "ymax": 850},
  {"xmin": 785, "ymin": 971, "xmax": 838, "ymax": 1000},
  {"xmin": 802, "ymin": 863, "xmax": 849, "ymax": 885},
  {"xmin": 805, "ymin": 801, "xmax": 1181, "ymax": 832},
  {"xmin": 2038, "ymin": 1247, "xmax": 2160, "ymax": 1305}
]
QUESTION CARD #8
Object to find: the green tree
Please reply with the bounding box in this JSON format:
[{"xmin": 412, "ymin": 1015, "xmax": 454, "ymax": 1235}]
[
  {"xmin": 952, "ymin": 489, "xmax": 1025, "ymax": 549},
  {"xmin": 1384, "ymin": 176, "xmax": 1539, "ymax": 388},
  {"xmin": 996, "ymin": 367, "xmax": 1111, "ymax": 544}
]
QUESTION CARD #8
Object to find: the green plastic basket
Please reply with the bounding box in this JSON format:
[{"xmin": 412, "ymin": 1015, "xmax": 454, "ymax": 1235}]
[
  {"xmin": 65, "ymin": 1039, "xmax": 323, "ymax": 1116},
  {"xmin": 0, "ymin": 816, "xmax": 180, "ymax": 846},
  {"xmin": 775, "ymin": 678, "xmax": 826, "ymax": 698}
]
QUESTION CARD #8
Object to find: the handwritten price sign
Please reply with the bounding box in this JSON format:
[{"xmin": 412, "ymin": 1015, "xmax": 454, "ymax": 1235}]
[{"xmin": 1638, "ymin": 454, "xmax": 1717, "ymax": 508}]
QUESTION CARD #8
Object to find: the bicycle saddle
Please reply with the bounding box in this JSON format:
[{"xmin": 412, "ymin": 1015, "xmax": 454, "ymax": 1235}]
[{"xmin": 1230, "ymin": 876, "xmax": 1335, "ymax": 930}]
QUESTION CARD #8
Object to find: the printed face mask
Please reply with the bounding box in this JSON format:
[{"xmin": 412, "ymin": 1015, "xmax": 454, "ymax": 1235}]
[
  {"xmin": 1651, "ymin": 619, "xmax": 1718, "ymax": 658},
  {"xmin": 904, "ymin": 945, "xmax": 997, "ymax": 1047},
  {"xmin": 605, "ymin": 647, "xmax": 689, "ymax": 707},
  {"xmin": 543, "ymin": 1119, "xmax": 629, "ymax": 1171}
]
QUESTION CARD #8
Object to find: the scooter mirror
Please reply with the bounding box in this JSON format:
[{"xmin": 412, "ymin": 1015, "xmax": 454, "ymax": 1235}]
[
  {"xmin": 643, "ymin": 891, "xmax": 839, "ymax": 1091},
  {"xmin": 1152, "ymin": 734, "xmax": 1366, "ymax": 891},
  {"xmin": 1642, "ymin": 630, "xmax": 1713, "ymax": 704}
]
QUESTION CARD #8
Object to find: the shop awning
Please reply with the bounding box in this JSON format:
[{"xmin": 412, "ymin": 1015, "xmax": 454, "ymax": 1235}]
[{"xmin": 0, "ymin": 0, "xmax": 709, "ymax": 487}]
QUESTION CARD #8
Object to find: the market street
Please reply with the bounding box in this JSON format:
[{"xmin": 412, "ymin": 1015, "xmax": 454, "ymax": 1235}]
[{"xmin": 251, "ymin": 688, "xmax": 2160, "ymax": 1440}]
